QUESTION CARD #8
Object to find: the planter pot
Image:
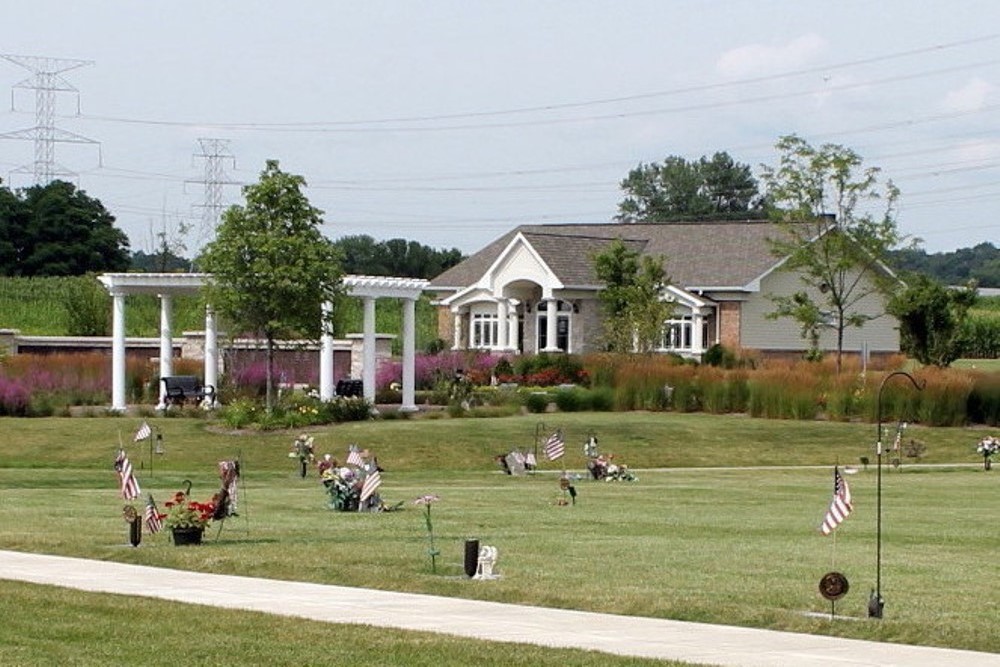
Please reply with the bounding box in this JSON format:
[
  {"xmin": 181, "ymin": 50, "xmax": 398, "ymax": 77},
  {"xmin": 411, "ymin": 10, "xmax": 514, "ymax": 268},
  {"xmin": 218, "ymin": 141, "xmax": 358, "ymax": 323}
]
[{"xmin": 171, "ymin": 527, "xmax": 204, "ymax": 546}]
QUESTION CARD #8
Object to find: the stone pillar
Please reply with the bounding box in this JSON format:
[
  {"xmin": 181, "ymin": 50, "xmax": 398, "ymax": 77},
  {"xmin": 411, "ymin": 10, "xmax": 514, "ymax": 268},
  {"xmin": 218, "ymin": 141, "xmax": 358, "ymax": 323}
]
[
  {"xmin": 452, "ymin": 308, "xmax": 462, "ymax": 350},
  {"xmin": 111, "ymin": 291, "xmax": 127, "ymax": 412},
  {"xmin": 157, "ymin": 294, "xmax": 173, "ymax": 409},
  {"xmin": 362, "ymin": 296, "xmax": 376, "ymax": 403},
  {"xmin": 401, "ymin": 297, "xmax": 417, "ymax": 411},
  {"xmin": 320, "ymin": 300, "xmax": 334, "ymax": 400},
  {"xmin": 204, "ymin": 305, "xmax": 218, "ymax": 406}
]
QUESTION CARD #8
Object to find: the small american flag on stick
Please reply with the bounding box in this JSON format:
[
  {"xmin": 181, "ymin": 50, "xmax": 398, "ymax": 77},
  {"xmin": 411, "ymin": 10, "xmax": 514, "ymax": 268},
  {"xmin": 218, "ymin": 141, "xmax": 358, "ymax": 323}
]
[
  {"xmin": 346, "ymin": 445, "xmax": 364, "ymax": 467},
  {"xmin": 144, "ymin": 495, "xmax": 162, "ymax": 534},
  {"xmin": 820, "ymin": 466, "xmax": 853, "ymax": 535},
  {"xmin": 358, "ymin": 469, "xmax": 382, "ymax": 508},
  {"xmin": 114, "ymin": 449, "xmax": 141, "ymax": 500},
  {"xmin": 133, "ymin": 421, "xmax": 152, "ymax": 442},
  {"xmin": 544, "ymin": 431, "xmax": 565, "ymax": 461}
]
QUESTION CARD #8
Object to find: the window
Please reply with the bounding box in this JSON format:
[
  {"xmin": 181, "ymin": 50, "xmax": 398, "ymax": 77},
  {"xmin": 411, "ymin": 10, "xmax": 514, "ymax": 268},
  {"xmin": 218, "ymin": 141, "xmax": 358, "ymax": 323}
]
[
  {"xmin": 662, "ymin": 315, "xmax": 693, "ymax": 351},
  {"xmin": 471, "ymin": 312, "xmax": 499, "ymax": 349}
]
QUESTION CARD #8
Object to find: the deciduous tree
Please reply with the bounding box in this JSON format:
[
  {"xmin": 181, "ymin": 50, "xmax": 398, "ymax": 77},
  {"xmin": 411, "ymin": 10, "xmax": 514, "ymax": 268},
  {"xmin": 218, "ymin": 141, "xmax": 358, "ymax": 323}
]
[
  {"xmin": 760, "ymin": 135, "xmax": 906, "ymax": 372},
  {"xmin": 199, "ymin": 160, "xmax": 344, "ymax": 411},
  {"xmin": 593, "ymin": 239, "xmax": 672, "ymax": 353},
  {"xmin": 888, "ymin": 274, "xmax": 977, "ymax": 367},
  {"xmin": 0, "ymin": 179, "xmax": 129, "ymax": 276}
]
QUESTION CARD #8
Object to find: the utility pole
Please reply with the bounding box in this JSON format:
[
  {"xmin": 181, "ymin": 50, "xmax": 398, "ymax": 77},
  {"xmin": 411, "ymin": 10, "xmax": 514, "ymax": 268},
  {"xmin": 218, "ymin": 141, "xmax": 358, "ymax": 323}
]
[{"xmin": 0, "ymin": 53, "xmax": 99, "ymax": 184}]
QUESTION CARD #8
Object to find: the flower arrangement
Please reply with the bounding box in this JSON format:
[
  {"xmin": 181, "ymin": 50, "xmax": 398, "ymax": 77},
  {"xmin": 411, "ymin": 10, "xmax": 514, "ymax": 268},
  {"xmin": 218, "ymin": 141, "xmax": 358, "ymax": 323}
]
[
  {"xmin": 162, "ymin": 489, "xmax": 216, "ymax": 531},
  {"xmin": 976, "ymin": 436, "xmax": 999, "ymax": 471},
  {"xmin": 289, "ymin": 434, "xmax": 315, "ymax": 477},
  {"xmin": 323, "ymin": 465, "xmax": 361, "ymax": 511}
]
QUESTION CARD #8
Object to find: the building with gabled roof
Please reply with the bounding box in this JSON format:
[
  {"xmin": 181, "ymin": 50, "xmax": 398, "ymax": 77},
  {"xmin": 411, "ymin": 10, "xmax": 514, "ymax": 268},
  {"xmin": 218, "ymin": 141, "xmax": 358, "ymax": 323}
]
[{"xmin": 428, "ymin": 221, "xmax": 900, "ymax": 360}]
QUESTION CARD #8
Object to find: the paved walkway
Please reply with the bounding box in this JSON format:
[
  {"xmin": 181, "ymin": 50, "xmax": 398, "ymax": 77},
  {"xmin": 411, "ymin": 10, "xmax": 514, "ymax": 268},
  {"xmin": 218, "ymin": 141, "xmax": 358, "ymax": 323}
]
[{"xmin": 2, "ymin": 550, "xmax": 998, "ymax": 666}]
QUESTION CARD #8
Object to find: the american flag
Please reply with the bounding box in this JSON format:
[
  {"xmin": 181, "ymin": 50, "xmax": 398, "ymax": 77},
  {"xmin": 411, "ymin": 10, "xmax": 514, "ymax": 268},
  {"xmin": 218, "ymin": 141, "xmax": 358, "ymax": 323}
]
[
  {"xmin": 144, "ymin": 495, "xmax": 162, "ymax": 534},
  {"xmin": 133, "ymin": 421, "xmax": 152, "ymax": 442},
  {"xmin": 820, "ymin": 467, "xmax": 853, "ymax": 535},
  {"xmin": 358, "ymin": 469, "xmax": 381, "ymax": 508},
  {"xmin": 346, "ymin": 445, "xmax": 364, "ymax": 467},
  {"xmin": 544, "ymin": 431, "xmax": 565, "ymax": 461},
  {"xmin": 114, "ymin": 449, "xmax": 141, "ymax": 500}
]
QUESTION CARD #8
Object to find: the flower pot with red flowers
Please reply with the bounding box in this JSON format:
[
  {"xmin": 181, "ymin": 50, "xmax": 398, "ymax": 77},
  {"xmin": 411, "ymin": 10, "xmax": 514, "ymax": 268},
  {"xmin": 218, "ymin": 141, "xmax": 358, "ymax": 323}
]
[{"xmin": 161, "ymin": 486, "xmax": 215, "ymax": 546}]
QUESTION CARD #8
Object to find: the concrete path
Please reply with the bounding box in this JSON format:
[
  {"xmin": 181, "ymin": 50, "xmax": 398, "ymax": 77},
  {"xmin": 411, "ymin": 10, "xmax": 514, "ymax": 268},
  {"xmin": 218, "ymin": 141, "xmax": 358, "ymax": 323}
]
[{"xmin": 2, "ymin": 550, "xmax": 998, "ymax": 667}]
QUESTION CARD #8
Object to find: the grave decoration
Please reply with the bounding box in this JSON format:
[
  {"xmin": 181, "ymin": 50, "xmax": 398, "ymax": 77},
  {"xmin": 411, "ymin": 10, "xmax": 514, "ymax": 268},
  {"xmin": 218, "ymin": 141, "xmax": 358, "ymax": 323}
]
[
  {"xmin": 322, "ymin": 445, "xmax": 392, "ymax": 512},
  {"xmin": 583, "ymin": 434, "xmax": 637, "ymax": 482},
  {"xmin": 556, "ymin": 474, "xmax": 578, "ymax": 506},
  {"xmin": 289, "ymin": 434, "xmax": 315, "ymax": 478},
  {"xmin": 161, "ymin": 480, "xmax": 216, "ymax": 546},
  {"xmin": 414, "ymin": 494, "xmax": 441, "ymax": 573},
  {"xmin": 213, "ymin": 459, "xmax": 241, "ymax": 520},
  {"xmin": 977, "ymin": 435, "xmax": 999, "ymax": 471}
]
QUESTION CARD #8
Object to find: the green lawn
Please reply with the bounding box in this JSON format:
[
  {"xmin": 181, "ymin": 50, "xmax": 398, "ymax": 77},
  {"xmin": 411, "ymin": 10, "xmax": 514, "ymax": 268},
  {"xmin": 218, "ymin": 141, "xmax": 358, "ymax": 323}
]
[{"xmin": 0, "ymin": 413, "xmax": 997, "ymax": 661}]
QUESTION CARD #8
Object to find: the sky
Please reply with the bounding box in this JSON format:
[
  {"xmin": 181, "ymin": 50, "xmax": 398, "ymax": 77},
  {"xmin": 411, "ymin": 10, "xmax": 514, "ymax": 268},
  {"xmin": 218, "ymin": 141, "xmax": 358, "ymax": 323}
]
[{"xmin": 2, "ymin": 1, "xmax": 998, "ymax": 258}]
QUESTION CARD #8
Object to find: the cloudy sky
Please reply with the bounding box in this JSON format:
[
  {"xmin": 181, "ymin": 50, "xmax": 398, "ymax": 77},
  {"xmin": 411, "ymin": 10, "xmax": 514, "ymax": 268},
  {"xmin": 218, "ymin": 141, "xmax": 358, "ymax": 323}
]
[{"xmin": 2, "ymin": 1, "xmax": 998, "ymax": 257}]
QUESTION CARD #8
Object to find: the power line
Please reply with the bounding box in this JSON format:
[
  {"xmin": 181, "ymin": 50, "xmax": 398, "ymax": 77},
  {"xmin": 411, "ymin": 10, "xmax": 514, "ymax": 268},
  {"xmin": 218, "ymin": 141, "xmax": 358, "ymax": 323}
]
[{"xmin": 66, "ymin": 34, "xmax": 1000, "ymax": 132}]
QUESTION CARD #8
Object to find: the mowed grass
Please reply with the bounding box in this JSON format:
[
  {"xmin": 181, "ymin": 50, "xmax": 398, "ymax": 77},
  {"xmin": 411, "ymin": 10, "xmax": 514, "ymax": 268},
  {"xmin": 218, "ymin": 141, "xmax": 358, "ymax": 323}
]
[{"xmin": 0, "ymin": 413, "xmax": 998, "ymax": 659}]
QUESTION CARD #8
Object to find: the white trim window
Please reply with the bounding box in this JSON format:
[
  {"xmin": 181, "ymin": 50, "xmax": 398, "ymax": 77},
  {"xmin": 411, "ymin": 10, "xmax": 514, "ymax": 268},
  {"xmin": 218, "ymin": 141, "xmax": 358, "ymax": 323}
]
[
  {"xmin": 470, "ymin": 310, "xmax": 500, "ymax": 349},
  {"xmin": 662, "ymin": 315, "xmax": 693, "ymax": 352}
]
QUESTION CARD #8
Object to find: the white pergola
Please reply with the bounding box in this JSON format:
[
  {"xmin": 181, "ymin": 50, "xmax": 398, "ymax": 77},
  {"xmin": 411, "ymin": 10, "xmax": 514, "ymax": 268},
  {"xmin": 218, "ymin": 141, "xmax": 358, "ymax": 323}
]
[{"xmin": 97, "ymin": 273, "xmax": 428, "ymax": 412}]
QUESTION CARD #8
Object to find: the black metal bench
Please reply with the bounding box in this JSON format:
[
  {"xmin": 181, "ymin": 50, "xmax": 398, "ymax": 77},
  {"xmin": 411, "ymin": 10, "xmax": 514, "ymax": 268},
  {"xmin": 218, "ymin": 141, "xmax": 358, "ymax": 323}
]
[
  {"xmin": 336, "ymin": 378, "xmax": 364, "ymax": 398},
  {"xmin": 161, "ymin": 375, "xmax": 215, "ymax": 406}
]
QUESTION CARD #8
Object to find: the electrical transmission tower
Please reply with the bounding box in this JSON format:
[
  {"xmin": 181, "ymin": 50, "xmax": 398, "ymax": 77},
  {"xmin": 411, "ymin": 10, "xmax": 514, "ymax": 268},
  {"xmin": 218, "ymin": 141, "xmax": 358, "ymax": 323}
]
[
  {"xmin": 0, "ymin": 54, "xmax": 99, "ymax": 185},
  {"xmin": 190, "ymin": 138, "xmax": 237, "ymax": 245}
]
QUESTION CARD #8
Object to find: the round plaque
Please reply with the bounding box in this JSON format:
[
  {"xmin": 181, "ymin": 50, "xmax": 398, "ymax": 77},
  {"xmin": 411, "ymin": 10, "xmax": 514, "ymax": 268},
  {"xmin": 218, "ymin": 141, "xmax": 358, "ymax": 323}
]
[
  {"xmin": 819, "ymin": 571, "xmax": 849, "ymax": 601},
  {"xmin": 122, "ymin": 504, "xmax": 138, "ymax": 523}
]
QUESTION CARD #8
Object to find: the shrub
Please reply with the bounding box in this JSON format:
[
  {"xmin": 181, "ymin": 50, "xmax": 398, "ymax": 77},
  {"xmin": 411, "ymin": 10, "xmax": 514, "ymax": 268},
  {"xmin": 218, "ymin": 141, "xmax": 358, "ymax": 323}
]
[
  {"xmin": 522, "ymin": 391, "xmax": 550, "ymax": 413},
  {"xmin": 553, "ymin": 387, "xmax": 590, "ymax": 412},
  {"xmin": 588, "ymin": 386, "xmax": 615, "ymax": 411},
  {"xmin": 0, "ymin": 377, "xmax": 31, "ymax": 416}
]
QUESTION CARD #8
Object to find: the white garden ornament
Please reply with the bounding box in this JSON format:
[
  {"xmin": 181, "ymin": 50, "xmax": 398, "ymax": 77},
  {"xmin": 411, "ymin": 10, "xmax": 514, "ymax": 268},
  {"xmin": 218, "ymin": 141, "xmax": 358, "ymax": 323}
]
[{"xmin": 473, "ymin": 545, "xmax": 500, "ymax": 580}]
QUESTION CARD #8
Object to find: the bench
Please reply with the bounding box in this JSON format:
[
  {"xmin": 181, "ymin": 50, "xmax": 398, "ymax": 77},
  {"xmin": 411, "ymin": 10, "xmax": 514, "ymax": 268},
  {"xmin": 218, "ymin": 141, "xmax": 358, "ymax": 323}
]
[
  {"xmin": 336, "ymin": 378, "xmax": 364, "ymax": 398},
  {"xmin": 161, "ymin": 375, "xmax": 215, "ymax": 406}
]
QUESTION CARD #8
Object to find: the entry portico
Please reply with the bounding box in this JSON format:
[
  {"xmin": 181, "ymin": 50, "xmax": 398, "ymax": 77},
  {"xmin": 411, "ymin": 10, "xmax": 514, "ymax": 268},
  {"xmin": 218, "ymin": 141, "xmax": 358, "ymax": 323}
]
[{"xmin": 97, "ymin": 273, "xmax": 427, "ymax": 412}]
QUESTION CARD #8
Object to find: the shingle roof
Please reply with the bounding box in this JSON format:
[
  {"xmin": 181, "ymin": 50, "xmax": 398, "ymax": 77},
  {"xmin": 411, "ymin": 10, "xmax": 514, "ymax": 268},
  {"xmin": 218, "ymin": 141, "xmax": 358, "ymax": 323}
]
[{"xmin": 428, "ymin": 221, "xmax": 787, "ymax": 291}]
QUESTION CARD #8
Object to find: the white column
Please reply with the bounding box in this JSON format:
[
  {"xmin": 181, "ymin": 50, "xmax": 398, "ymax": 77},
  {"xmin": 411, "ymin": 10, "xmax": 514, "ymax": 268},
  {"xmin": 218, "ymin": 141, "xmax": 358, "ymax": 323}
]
[
  {"xmin": 691, "ymin": 310, "xmax": 705, "ymax": 356},
  {"xmin": 496, "ymin": 299, "xmax": 508, "ymax": 350},
  {"xmin": 452, "ymin": 308, "xmax": 461, "ymax": 350},
  {"xmin": 204, "ymin": 305, "xmax": 218, "ymax": 406},
  {"xmin": 507, "ymin": 301, "xmax": 519, "ymax": 353},
  {"xmin": 320, "ymin": 300, "xmax": 334, "ymax": 401},
  {"xmin": 111, "ymin": 291, "xmax": 126, "ymax": 412},
  {"xmin": 544, "ymin": 298, "xmax": 559, "ymax": 351},
  {"xmin": 157, "ymin": 294, "xmax": 173, "ymax": 409},
  {"xmin": 362, "ymin": 296, "xmax": 376, "ymax": 403},
  {"xmin": 401, "ymin": 297, "xmax": 417, "ymax": 412}
]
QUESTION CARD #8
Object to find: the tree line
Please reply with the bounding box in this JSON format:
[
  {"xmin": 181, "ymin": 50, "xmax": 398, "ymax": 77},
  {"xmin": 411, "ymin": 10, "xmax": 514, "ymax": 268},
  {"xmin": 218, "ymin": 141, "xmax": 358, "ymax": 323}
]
[{"xmin": 0, "ymin": 179, "xmax": 463, "ymax": 280}]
